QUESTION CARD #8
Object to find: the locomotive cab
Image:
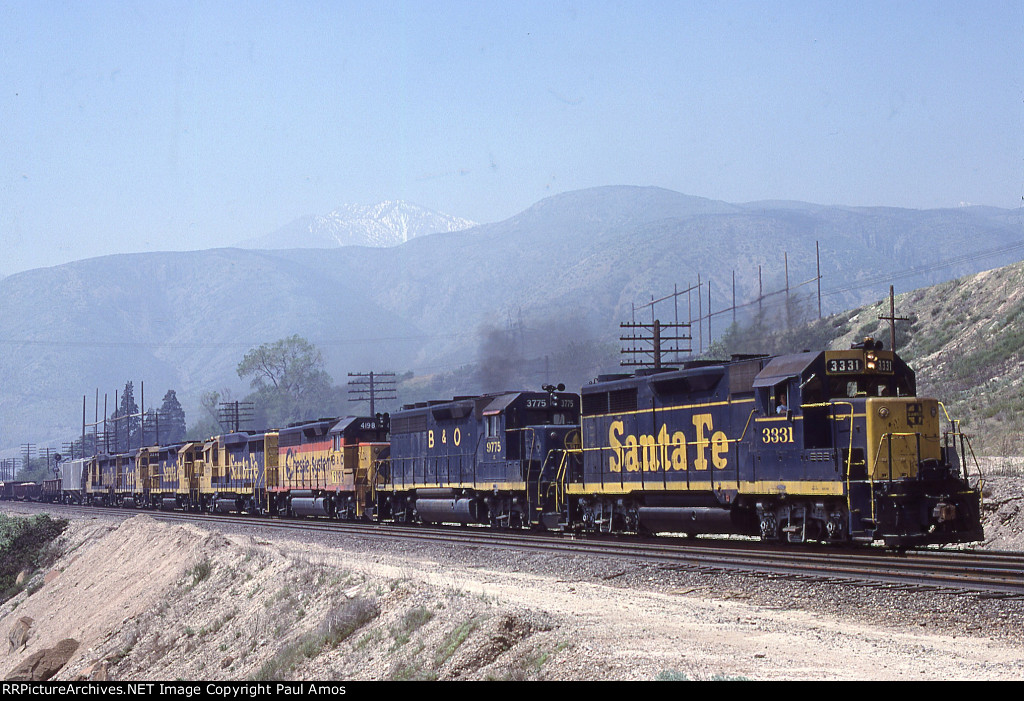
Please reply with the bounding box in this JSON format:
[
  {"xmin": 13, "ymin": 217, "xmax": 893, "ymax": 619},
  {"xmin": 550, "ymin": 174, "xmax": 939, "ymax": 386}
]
[{"xmin": 750, "ymin": 338, "xmax": 982, "ymax": 546}]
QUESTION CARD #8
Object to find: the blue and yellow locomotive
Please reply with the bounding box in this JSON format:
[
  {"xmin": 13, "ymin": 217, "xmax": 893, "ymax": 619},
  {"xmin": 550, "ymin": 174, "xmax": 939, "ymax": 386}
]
[
  {"xmin": 574, "ymin": 338, "xmax": 983, "ymax": 547},
  {"xmin": 378, "ymin": 388, "xmax": 581, "ymax": 529}
]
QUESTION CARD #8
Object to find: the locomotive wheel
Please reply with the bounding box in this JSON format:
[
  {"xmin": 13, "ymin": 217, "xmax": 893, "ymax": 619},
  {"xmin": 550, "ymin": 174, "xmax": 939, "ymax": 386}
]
[{"xmin": 759, "ymin": 511, "xmax": 779, "ymax": 541}]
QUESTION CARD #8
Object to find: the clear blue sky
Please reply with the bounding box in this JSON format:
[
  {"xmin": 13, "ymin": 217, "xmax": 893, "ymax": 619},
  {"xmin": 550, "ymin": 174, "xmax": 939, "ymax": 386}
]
[{"xmin": 2, "ymin": 0, "xmax": 1022, "ymax": 274}]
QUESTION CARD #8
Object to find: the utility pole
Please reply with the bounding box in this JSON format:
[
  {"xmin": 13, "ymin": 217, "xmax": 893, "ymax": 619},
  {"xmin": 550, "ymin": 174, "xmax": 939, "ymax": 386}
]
[
  {"xmin": 20, "ymin": 444, "xmax": 35, "ymax": 478},
  {"xmin": 347, "ymin": 372, "xmax": 397, "ymax": 416},
  {"xmin": 620, "ymin": 320, "xmax": 692, "ymax": 370},
  {"xmin": 217, "ymin": 401, "xmax": 254, "ymax": 433},
  {"xmin": 878, "ymin": 285, "xmax": 910, "ymax": 351},
  {"xmin": 816, "ymin": 240, "xmax": 822, "ymax": 319}
]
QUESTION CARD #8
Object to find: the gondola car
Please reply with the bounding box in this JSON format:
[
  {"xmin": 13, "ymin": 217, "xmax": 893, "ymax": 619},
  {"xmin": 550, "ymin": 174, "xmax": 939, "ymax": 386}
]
[
  {"xmin": 575, "ymin": 337, "xmax": 983, "ymax": 547},
  {"xmin": 378, "ymin": 388, "xmax": 581, "ymax": 529},
  {"xmin": 41, "ymin": 478, "xmax": 61, "ymax": 502},
  {"xmin": 7, "ymin": 478, "xmax": 40, "ymax": 499}
]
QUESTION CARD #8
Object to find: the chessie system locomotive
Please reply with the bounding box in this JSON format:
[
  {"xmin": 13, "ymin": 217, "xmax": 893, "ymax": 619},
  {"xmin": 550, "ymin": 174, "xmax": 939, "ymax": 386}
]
[{"xmin": 16, "ymin": 337, "xmax": 984, "ymax": 549}]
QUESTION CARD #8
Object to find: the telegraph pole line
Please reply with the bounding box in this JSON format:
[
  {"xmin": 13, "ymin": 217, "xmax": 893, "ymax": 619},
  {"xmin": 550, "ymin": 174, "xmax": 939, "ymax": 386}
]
[
  {"xmin": 816, "ymin": 240, "xmax": 822, "ymax": 319},
  {"xmin": 217, "ymin": 401, "xmax": 254, "ymax": 433},
  {"xmin": 620, "ymin": 320, "xmax": 692, "ymax": 370},
  {"xmin": 347, "ymin": 371, "xmax": 397, "ymax": 416},
  {"xmin": 20, "ymin": 444, "xmax": 35, "ymax": 477},
  {"xmin": 878, "ymin": 285, "xmax": 911, "ymax": 351}
]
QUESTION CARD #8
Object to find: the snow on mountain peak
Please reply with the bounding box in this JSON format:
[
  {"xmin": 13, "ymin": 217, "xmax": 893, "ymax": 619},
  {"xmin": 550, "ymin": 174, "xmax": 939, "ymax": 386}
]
[{"xmin": 243, "ymin": 201, "xmax": 477, "ymax": 250}]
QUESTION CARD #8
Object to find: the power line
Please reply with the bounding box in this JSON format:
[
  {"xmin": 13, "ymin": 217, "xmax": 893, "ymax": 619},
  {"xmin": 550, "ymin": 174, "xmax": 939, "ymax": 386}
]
[{"xmin": 821, "ymin": 238, "xmax": 1024, "ymax": 298}]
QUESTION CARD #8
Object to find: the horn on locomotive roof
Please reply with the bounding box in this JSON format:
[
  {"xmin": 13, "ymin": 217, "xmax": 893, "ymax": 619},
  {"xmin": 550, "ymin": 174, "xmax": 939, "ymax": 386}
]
[{"xmin": 851, "ymin": 337, "xmax": 884, "ymax": 351}]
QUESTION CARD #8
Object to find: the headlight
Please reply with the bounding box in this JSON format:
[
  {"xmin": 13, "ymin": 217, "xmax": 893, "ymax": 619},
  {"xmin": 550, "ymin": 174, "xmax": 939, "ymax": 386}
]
[{"xmin": 878, "ymin": 406, "xmax": 889, "ymax": 418}]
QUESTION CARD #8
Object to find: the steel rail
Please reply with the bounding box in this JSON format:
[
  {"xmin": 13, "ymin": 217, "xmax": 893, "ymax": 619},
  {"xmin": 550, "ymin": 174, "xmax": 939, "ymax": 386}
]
[{"xmin": 8, "ymin": 501, "xmax": 1023, "ymax": 598}]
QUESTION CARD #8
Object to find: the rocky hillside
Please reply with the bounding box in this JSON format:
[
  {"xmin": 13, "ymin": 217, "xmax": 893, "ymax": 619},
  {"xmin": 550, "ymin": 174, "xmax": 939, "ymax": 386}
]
[
  {"xmin": 2, "ymin": 498, "xmax": 1024, "ymax": 681},
  {"xmin": 831, "ymin": 261, "xmax": 1024, "ymax": 454},
  {"xmin": 723, "ymin": 259, "xmax": 1024, "ymax": 454}
]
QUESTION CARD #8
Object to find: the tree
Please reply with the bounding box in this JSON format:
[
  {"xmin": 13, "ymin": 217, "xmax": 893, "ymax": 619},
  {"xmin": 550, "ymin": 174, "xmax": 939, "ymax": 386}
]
[
  {"xmin": 158, "ymin": 390, "xmax": 187, "ymax": 444},
  {"xmin": 108, "ymin": 381, "xmax": 141, "ymax": 452},
  {"xmin": 237, "ymin": 335, "xmax": 334, "ymax": 428}
]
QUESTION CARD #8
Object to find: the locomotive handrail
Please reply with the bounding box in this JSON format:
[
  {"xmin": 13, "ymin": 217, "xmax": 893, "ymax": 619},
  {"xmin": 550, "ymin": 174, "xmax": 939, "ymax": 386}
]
[
  {"xmin": 959, "ymin": 432, "xmax": 985, "ymax": 501},
  {"xmin": 817, "ymin": 401, "xmax": 859, "ymax": 524},
  {"xmin": 945, "ymin": 429, "xmax": 985, "ymax": 500},
  {"xmin": 541, "ymin": 449, "xmax": 571, "ymax": 515},
  {"xmin": 937, "ymin": 401, "xmax": 955, "ymax": 428},
  {"xmin": 937, "ymin": 401, "xmax": 985, "ymax": 495},
  {"xmin": 736, "ymin": 409, "xmax": 758, "ymax": 442}
]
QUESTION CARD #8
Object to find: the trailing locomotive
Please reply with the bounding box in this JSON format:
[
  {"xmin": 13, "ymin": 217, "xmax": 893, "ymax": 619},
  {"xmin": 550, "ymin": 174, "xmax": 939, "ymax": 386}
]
[
  {"xmin": 35, "ymin": 417, "xmax": 388, "ymax": 518},
  {"xmin": 378, "ymin": 387, "xmax": 580, "ymax": 529},
  {"xmin": 20, "ymin": 338, "xmax": 984, "ymax": 549}
]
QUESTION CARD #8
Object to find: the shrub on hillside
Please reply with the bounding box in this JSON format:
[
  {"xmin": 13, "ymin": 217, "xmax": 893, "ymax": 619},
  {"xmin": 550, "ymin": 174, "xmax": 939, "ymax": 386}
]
[{"xmin": 0, "ymin": 514, "xmax": 68, "ymax": 601}]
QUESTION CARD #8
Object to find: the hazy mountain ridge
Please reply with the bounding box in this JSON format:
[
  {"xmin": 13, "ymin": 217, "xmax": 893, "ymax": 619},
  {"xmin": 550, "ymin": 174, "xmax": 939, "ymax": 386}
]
[
  {"xmin": 0, "ymin": 249, "xmax": 427, "ymax": 451},
  {"xmin": 240, "ymin": 201, "xmax": 477, "ymax": 249},
  {"xmin": 2, "ymin": 185, "xmax": 1023, "ymax": 453}
]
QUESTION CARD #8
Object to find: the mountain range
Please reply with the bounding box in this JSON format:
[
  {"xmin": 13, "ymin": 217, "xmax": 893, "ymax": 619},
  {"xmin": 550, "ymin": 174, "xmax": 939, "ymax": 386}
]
[{"xmin": 1, "ymin": 185, "xmax": 1022, "ymax": 454}]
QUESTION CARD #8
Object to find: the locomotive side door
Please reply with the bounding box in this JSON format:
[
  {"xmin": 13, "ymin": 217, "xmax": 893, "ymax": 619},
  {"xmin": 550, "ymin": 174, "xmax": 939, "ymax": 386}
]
[{"xmin": 706, "ymin": 403, "xmax": 740, "ymax": 497}]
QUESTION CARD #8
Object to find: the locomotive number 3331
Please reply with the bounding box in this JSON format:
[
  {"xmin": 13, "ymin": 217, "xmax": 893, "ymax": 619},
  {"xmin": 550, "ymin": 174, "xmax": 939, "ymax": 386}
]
[{"xmin": 762, "ymin": 426, "xmax": 795, "ymax": 444}]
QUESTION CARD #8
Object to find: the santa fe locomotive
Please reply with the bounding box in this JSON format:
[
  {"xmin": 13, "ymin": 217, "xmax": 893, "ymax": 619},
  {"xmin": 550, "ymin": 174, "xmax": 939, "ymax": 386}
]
[{"xmin": 25, "ymin": 337, "xmax": 983, "ymax": 549}]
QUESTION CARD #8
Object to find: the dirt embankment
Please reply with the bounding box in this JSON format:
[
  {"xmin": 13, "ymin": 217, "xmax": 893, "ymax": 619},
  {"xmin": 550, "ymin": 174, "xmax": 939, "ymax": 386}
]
[{"xmin": 0, "ymin": 473, "xmax": 1022, "ymax": 682}]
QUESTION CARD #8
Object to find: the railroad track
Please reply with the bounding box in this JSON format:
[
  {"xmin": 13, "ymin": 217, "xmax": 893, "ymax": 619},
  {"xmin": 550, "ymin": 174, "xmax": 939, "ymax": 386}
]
[{"xmin": 7, "ymin": 500, "xmax": 1024, "ymax": 598}]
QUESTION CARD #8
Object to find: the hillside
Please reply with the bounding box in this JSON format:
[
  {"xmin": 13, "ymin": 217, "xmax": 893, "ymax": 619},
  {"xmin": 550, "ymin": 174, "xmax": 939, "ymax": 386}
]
[
  {"xmin": 1, "ymin": 186, "xmax": 1022, "ymax": 453},
  {"xmin": 831, "ymin": 261, "xmax": 1024, "ymax": 454},
  {"xmin": 712, "ymin": 258, "xmax": 1024, "ymax": 454}
]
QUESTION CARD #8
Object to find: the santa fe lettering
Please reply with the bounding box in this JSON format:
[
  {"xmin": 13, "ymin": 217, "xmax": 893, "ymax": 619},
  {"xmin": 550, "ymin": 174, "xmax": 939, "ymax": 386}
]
[{"xmin": 607, "ymin": 412, "xmax": 729, "ymax": 473}]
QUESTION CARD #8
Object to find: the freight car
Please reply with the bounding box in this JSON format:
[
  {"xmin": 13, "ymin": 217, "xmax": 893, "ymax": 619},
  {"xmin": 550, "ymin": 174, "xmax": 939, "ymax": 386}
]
[
  {"xmin": 0, "ymin": 481, "xmax": 37, "ymax": 501},
  {"xmin": 11, "ymin": 481, "xmax": 41, "ymax": 501},
  {"xmin": 57, "ymin": 457, "xmax": 89, "ymax": 504}
]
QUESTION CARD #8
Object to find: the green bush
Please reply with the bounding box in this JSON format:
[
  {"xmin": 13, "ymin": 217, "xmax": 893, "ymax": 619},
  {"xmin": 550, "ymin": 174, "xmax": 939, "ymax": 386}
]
[{"xmin": 0, "ymin": 514, "xmax": 68, "ymax": 601}]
